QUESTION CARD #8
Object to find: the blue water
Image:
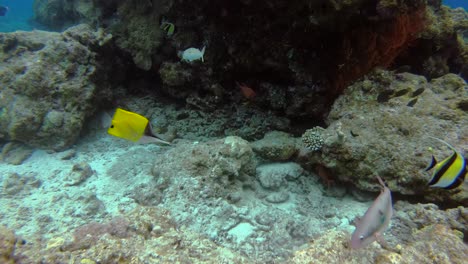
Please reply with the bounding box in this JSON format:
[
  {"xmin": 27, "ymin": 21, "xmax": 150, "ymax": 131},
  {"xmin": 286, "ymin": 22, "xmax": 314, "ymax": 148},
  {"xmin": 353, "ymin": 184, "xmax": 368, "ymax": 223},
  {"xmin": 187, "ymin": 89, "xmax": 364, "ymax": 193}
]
[
  {"xmin": 0, "ymin": 0, "xmax": 466, "ymax": 33},
  {"xmin": 0, "ymin": 0, "xmax": 34, "ymax": 32},
  {"xmin": 443, "ymin": 0, "xmax": 468, "ymax": 10}
]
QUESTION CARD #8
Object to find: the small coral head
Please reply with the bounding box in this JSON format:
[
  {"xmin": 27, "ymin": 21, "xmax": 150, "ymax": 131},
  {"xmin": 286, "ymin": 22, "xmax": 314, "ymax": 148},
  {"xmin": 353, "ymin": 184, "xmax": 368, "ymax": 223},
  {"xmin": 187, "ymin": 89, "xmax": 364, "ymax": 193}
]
[{"xmin": 301, "ymin": 127, "xmax": 324, "ymax": 151}]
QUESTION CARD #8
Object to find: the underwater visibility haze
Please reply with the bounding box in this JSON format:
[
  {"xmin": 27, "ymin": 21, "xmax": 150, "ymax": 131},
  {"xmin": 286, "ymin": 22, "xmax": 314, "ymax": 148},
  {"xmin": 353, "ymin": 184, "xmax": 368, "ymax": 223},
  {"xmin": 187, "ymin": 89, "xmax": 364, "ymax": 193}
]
[
  {"xmin": 0, "ymin": 0, "xmax": 35, "ymax": 32},
  {"xmin": 0, "ymin": 0, "xmax": 467, "ymax": 263}
]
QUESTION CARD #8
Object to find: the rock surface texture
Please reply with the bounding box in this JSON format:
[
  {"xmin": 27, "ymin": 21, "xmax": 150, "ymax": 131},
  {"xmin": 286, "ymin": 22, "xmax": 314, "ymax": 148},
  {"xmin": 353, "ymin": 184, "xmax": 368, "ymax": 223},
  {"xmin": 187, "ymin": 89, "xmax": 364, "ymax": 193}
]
[
  {"xmin": 313, "ymin": 71, "xmax": 468, "ymax": 205},
  {"xmin": 0, "ymin": 25, "xmax": 112, "ymax": 150},
  {"xmin": 31, "ymin": 0, "xmax": 468, "ymax": 118}
]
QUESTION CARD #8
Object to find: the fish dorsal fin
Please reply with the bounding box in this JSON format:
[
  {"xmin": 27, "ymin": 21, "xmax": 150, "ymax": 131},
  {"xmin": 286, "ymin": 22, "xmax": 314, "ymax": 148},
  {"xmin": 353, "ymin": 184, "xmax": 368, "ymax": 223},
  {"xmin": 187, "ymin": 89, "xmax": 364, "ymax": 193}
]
[
  {"xmin": 201, "ymin": 46, "xmax": 206, "ymax": 62},
  {"xmin": 376, "ymin": 175, "xmax": 386, "ymax": 188},
  {"xmin": 425, "ymin": 155, "xmax": 437, "ymax": 171},
  {"xmin": 428, "ymin": 136, "xmax": 457, "ymax": 152}
]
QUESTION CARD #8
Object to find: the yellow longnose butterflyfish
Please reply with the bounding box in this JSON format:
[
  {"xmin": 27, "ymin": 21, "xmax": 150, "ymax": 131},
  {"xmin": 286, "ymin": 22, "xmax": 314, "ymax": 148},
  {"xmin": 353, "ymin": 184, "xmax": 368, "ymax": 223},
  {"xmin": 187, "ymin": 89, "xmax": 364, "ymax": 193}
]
[{"xmin": 107, "ymin": 108, "xmax": 171, "ymax": 145}]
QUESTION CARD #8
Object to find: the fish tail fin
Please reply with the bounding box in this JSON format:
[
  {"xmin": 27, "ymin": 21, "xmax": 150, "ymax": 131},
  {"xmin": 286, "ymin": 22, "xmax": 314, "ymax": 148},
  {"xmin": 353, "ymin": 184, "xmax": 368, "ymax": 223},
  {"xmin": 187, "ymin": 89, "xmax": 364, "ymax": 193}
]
[
  {"xmin": 424, "ymin": 155, "xmax": 437, "ymax": 171},
  {"xmin": 147, "ymin": 123, "xmax": 172, "ymax": 145},
  {"xmin": 159, "ymin": 15, "xmax": 166, "ymax": 25},
  {"xmin": 201, "ymin": 46, "xmax": 206, "ymax": 62}
]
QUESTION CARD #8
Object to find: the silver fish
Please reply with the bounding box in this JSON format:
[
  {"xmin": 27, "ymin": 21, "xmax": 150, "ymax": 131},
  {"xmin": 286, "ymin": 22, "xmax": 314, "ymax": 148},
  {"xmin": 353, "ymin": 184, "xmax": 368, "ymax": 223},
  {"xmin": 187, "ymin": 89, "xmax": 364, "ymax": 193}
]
[{"xmin": 350, "ymin": 176, "xmax": 393, "ymax": 249}]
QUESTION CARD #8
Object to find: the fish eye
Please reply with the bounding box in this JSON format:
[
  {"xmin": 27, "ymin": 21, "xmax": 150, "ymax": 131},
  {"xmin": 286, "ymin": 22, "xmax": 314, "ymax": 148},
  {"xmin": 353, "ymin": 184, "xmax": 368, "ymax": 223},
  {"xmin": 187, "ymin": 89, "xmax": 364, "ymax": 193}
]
[
  {"xmin": 359, "ymin": 235, "xmax": 364, "ymax": 240},
  {"xmin": 110, "ymin": 125, "xmax": 114, "ymax": 128}
]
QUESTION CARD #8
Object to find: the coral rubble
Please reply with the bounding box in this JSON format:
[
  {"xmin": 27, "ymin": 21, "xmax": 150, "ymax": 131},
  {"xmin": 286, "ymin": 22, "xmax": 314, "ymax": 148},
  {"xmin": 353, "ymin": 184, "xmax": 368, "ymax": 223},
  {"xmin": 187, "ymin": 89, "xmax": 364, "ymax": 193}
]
[{"xmin": 8, "ymin": 207, "xmax": 249, "ymax": 263}]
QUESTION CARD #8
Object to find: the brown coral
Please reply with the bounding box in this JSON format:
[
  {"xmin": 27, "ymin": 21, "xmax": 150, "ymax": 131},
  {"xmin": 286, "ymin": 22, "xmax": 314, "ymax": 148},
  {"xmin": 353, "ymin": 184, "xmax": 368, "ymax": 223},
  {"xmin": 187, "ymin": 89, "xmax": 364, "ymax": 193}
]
[{"xmin": 329, "ymin": 6, "xmax": 427, "ymax": 98}]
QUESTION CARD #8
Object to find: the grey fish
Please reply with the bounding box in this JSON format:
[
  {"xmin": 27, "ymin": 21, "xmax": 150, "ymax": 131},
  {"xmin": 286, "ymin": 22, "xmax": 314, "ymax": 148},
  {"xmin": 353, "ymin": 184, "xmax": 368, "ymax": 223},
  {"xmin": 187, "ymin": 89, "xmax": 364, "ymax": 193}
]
[{"xmin": 350, "ymin": 176, "xmax": 393, "ymax": 249}]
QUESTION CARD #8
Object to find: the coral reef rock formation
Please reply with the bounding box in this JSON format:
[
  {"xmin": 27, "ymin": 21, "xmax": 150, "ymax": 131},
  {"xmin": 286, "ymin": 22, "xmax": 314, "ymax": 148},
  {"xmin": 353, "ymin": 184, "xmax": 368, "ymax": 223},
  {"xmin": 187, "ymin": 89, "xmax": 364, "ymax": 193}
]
[
  {"xmin": 32, "ymin": 0, "xmax": 102, "ymax": 31},
  {"xmin": 311, "ymin": 70, "xmax": 468, "ymax": 205},
  {"xmin": 396, "ymin": 5, "xmax": 468, "ymax": 81},
  {"xmin": 117, "ymin": 96, "xmax": 291, "ymax": 142},
  {"xmin": 150, "ymin": 137, "xmax": 357, "ymax": 262},
  {"xmin": 393, "ymin": 201, "xmax": 468, "ymax": 242},
  {"xmin": 34, "ymin": 0, "xmax": 467, "ymax": 119},
  {"xmin": 290, "ymin": 223, "xmax": 467, "ymax": 264},
  {"xmin": 0, "ymin": 25, "xmax": 112, "ymax": 150},
  {"xmin": 251, "ymin": 131, "xmax": 299, "ymax": 161},
  {"xmin": 7, "ymin": 207, "xmax": 248, "ymax": 263},
  {"xmin": 152, "ymin": 136, "xmax": 257, "ymax": 200},
  {"xmin": 290, "ymin": 200, "xmax": 468, "ymax": 264}
]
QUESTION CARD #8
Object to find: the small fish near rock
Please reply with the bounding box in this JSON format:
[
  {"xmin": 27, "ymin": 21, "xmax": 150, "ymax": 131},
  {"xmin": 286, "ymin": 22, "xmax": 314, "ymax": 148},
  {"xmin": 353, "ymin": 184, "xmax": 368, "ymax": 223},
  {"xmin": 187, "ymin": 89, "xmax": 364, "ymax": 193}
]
[
  {"xmin": 0, "ymin": 6, "xmax": 8, "ymax": 16},
  {"xmin": 236, "ymin": 82, "xmax": 256, "ymax": 100},
  {"xmin": 107, "ymin": 108, "xmax": 172, "ymax": 145},
  {"xmin": 350, "ymin": 175, "xmax": 393, "ymax": 249},
  {"xmin": 180, "ymin": 46, "xmax": 206, "ymax": 63},
  {"xmin": 159, "ymin": 16, "xmax": 176, "ymax": 37}
]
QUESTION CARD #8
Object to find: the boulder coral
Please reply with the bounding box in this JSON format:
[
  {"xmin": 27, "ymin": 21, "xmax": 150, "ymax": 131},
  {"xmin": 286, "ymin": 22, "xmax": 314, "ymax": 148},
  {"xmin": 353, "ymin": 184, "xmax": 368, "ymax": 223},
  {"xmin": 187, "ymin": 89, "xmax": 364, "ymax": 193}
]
[
  {"xmin": 312, "ymin": 70, "xmax": 468, "ymax": 205},
  {"xmin": 0, "ymin": 25, "xmax": 112, "ymax": 150}
]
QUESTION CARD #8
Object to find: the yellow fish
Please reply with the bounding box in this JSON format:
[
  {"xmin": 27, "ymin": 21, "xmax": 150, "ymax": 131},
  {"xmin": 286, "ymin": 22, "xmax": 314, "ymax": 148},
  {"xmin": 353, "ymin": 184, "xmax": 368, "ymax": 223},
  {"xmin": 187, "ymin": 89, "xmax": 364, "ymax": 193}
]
[
  {"xmin": 107, "ymin": 108, "xmax": 171, "ymax": 145},
  {"xmin": 425, "ymin": 136, "xmax": 466, "ymax": 189}
]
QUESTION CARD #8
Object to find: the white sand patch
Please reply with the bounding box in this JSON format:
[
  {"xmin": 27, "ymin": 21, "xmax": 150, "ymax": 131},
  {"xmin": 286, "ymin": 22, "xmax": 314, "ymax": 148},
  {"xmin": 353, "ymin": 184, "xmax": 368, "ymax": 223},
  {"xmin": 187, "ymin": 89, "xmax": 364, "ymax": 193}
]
[
  {"xmin": 0, "ymin": 128, "xmax": 377, "ymax": 263},
  {"xmin": 0, "ymin": 130, "xmax": 165, "ymax": 238},
  {"xmin": 228, "ymin": 222, "xmax": 255, "ymax": 244}
]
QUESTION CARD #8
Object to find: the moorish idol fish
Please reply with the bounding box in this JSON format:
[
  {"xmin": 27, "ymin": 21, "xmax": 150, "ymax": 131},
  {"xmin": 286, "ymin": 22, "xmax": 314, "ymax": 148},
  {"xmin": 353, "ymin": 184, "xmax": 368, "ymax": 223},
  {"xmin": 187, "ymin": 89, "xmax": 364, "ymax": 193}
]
[
  {"xmin": 425, "ymin": 136, "xmax": 466, "ymax": 189},
  {"xmin": 107, "ymin": 108, "xmax": 171, "ymax": 145},
  {"xmin": 159, "ymin": 16, "xmax": 176, "ymax": 37},
  {"xmin": 350, "ymin": 175, "xmax": 393, "ymax": 249}
]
